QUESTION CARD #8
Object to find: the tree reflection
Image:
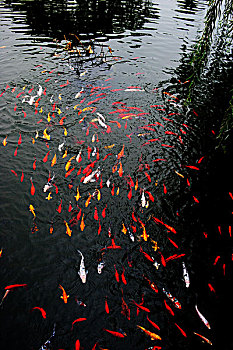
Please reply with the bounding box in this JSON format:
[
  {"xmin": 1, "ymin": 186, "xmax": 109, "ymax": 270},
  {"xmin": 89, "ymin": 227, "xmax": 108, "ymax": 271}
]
[{"xmin": 4, "ymin": 0, "xmax": 159, "ymax": 39}]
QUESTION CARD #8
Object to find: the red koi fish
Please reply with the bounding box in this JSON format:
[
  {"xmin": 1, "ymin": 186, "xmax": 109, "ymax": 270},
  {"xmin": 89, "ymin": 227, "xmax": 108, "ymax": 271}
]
[
  {"xmin": 167, "ymin": 237, "xmax": 178, "ymax": 248},
  {"xmin": 18, "ymin": 133, "xmax": 22, "ymax": 145},
  {"xmin": 103, "ymin": 329, "xmax": 126, "ymax": 338},
  {"xmin": 11, "ymin": 169, "xmax": 18, "ymax": 177},
  {"xmin": 114, "ymin": 265, "xmax": 120, "ymax": 282},
  {"xmin": 30, "ymin": 178, "xmax": 35, "ymax": 195},
  {"xmin": 106, "ymin": 238, "xmax": 121, "ymax": 249},
  {"xmin": 165, "ymin": 254, "xmax": 185, "ymax": 263},
  {"xmin": 139, "ymin": 246, "xmax": 154, "ymax": 262},
  {"xmin": 105, "ymin": 297, "xmax": 109, "ymax": 313},
  {"xmin": 14, "ymin": 147, "xmax": 18, "ymax": 156},
  {"xmin": 121, "ymin": 267, "xmax": 127, "ymax": 285},
  {"xmin": 56, "ymin": 199, "xmax": 62, "ymax": 213},
  {"xmin": 43, "ymin": 151, "xmax": 50, "ymax": 163},
  {"xmin": 4, "ymin": 284, "xmax": 27, "ymax": 290},
  {"xmin": 164, "ymin": 300, "xmax": 174, "ymax": 316},
  {"xmin": 152, "ymin": 217, "xmax": 177, "ymax": 234},
  {"xmin": 71, "ymin": 318, "xmax": 87, "ymax": 330},
  {"xmin": 32, "ymin": 307, "xmax": 46, "ymax": 319},
  {"xmin": 174, "ymin": 323, "xmax": 187, "ymax": 337},
  {"xmin": 21, "ymin": 171, "xmax": 24, "ymax": 182},
  {"xmin": 75, "ymin": 339, "xmax": 80, "ymax": 350},
  {"xmin": 131, "ymin": 300, "xmax": 150, "ymax": 313},
  {"xmin": 147, "ymin": 315, "xmax": 160, "ymax": 330},
  {"xmin": 184, "ymin": 165, "xmax": 200, "ymax": 170},
  {"xmin": 102, "ymin": 205, "xmax": 107, "ymax": 218}
]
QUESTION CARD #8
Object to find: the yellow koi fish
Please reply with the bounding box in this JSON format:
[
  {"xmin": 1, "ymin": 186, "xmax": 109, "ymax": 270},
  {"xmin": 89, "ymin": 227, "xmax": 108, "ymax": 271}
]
[
  {"xmin": 65, "ymin": 156, "xmax": 75, "ymax": 172},
  {"xmin": 46, "ymin": 192, "xmax": 52, "ymax": 200},
  {"xmin": 51, "ymin": 153, "xmax": 57, "ymax": 167},
  {"xmin": 29, "ymin": 204, "xmax": 36, "ymax": 218},
  {"xmin": 43, "ymin": 128, "xmax": 50, "ymax": 140},
  {"xmin": 2, "ymin": 136, "xmax": 7, "ymax": 146},
  {"xmin": 75, "ymin": 187, "xmax": 81, "ymax": 201},
  {"xmin": 64, "ymin": 220, "xmax": 72, "ymax": 237},
  {"xmin": 85, "ymin": 193, "xmax": 92, "ymax": 207},
  {"xmin": 137, "ymin": 325, "xmax": 161, "ymax": 340}
]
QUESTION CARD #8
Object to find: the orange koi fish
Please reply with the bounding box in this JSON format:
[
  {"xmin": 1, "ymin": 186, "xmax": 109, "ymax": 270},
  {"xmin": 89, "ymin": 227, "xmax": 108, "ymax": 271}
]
[
  {"xmin": 144, "ymin": 276, "xmax": 158, "ymax": 293},
  {"xmin": 64, "ymin": 220, "xmax": 72, "ymax": 236},
  {"xmin": 118, "ymin": 161, "xmax": 123, "ymax": 177},
  {"xmin": 117, "ymin": 144, "xmax": 125, "ymax": 160},
  {"xmin": 32, "ymin": 307, "xmax": 46, "ymax": 319},
  {"xmin": 59, "ymin": 284, "xmax": 69, "ymax": 303},
  {"xmin": 0, "ymin": 289, "xmax": 10, "ymax": 307},
  {"xmin": 103, "ymin": 329, "xmax": 126, "ymax": 338},
  {"xmin": 65, "ymin": 156, "xmax": 75, "ymax": 171},
  {"xmin": 193, "ymin": 332, "xmax": 212, "ymax": 345},
  {"xmin": 85, "ymin": 193, "xmax": 92, "ymax": 207},
  {"xmin": 80, "ymin": 214, "xmax": 85, "ymax": 231},
  {"xmin": 137, "ymin": 325, "xmax": 161, "ymax": 340},
  {"xmin": 30, "ymin": 178, "xmax": 35, "ymax": 195}
]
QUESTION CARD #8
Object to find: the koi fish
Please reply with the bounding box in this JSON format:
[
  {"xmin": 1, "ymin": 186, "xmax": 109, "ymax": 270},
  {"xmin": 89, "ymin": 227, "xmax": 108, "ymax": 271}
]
[
  {"xmin": 30, "ymin": 178, "xmax": 35, "ymax": 195},
  {"xmin": 46, "ymin": 192, "xmax": 52, "ymax": 200},
  {"xmin": 114, "ymin": 265, "xmax": 120, "ymax": 282},
  {"xmin": 4, "ymin": 284, "xmax": 27, "ymax": 290},
  {"xmin": 97, "ymin": 261, "xmax": 105, "ymax": 274},
  {"xmin": 77, "ymin": 250, "xmax": 88, "ymax": 283},
  {"xmin": 51, "ymin": 153, "xmax": 57, "ymax": 167},
  {"xmin": 2, "ymin": 136, "xmax": 7, "ymax": 146},
  {"xmin": 0, "ymin": 289, "xmax": 10, "ymax": 307},
  {"xmin": 43, "ymin": 128, "xmax": 50, "ymax": 140},
  {"xmin": 152, "ymin": 217, "xmax": 177, "ymax": 234},
  {"xmin": 141, "ymin": 189, "xmax": 148, "ymax": 208},
  {"xmin": 182, "ymin": 262, "xmax": 190, "ymax": 288},
  {"xmin": 80, "ymin": 214, "xmax": 85, "ymax": 231},
  {"xmin": 137, "ymin": 325, "xmax": 161, "ymax": 340},
  {"xmin": 71, "ymin": 318, "xmax": 87, "ymax": 330},
  {"xmin": 64, "ymin": 220, "xmax": 72, "ymax": 237},
  {"xmin": 105, "ymin": 297, "xmax": 109, "ymax": 313},
  {"xmin": 174, "ymin": 323, "xmax": 187, "ymax": 337},
  {"xmin": 56, "ymin": 199, "xmax": 62, "ymax": 213},
  {"xmin": 59, "ymin": 284, "xmax": 69, "ymax": 303},
  {"xmin": 162, "ymin": 288, "xmax": 181, "ymax": 309},
  {"xmin": 29, "ymin": 204, "xmax": 36, "ymax": 218},
  {"xmin": 164, "ymin": 299, "xmax": 174, "ymax": 316},
  {"xmin": 32, "ymin": 307, "xmax": 46, "ymax": 319},
  {"xmin": 43, "ymin": 150, "xmax": 50, "ymax": 163},
  {"xmin": 117, "ymin": 144, "xmax": 125, "ymax": 159},
  {"xmin": 43, "ymin": 174, "xmax": 55, "ymax": 192},
  {"xmin": 82, "ymin": 167, "xmax": 101, "ymax": 184},
  {"xmin": 75, "ymin": 187, "xmax": 81, "ymax": 201},
  {"xmin": 146, "ymin": 315, "xmax": 160, "ymax": 330},
  {"xmin": 103, "ymin": 329, "xmax": 126, "ymax": 338},
  {"xmin": 193, "ymin": 332, "xmax": 212, "ymax": 345},
  {"xmin": 195, "ymin": 304, "xmax": 211, "ymax": 329},
  {"xmin": 131, "ymin": 300, "xmax": 150, "ymax": 313}
]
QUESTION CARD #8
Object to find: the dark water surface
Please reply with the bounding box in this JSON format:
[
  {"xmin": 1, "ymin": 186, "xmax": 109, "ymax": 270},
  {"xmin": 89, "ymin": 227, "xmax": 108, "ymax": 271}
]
[{"xmin": 1, "ymin": 1, "xmax": 233, "ymax": 350}]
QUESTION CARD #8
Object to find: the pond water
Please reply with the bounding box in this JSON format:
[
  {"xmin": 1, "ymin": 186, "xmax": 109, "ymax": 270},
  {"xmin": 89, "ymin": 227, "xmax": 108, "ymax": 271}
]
[{"xmin": 0, "ymin": 1, "xmax": 232, "ymax": 350}]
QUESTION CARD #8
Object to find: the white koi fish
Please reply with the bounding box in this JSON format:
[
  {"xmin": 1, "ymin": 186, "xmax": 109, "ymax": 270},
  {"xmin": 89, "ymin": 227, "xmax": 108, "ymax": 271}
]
[
  {"xmin": 141, "ymin": 189, "xmax": 147, "ymax": 207},
  {"xmin": 22, "ymin": 95, "xmax": 37, "ymax": 105},
  {"xmin": 37, "ymin": 84, "xmax": 43, "ymax": 97},
  {"xmin": 162, "ymin": 288, "xmax": 182, "ymax": 309},
  {"xmin": 77, "ymin": 250, "xmax": 88, "ymax": 283},
  {"xmin": 75, "ymin": 87, "xmax": 84, "ymax": 99},
  {"xmin": 83, "ymin": 168, "xmax": 100, "ymax": 184},
  {"xmin": 195, "ymin": 304, "xmax": 211, "ymax": 329},
  {"xmin": 97, "ymin": 261, "xmax": 105, "ymax": 274},
  {"xmin": 76, "ymin": 149, "xmax": 82, "ymax": 162},
  {"xmin": 182, "ymin": 262, "xmax": 190, "ymax": 288},
  {"xmin": 43, "ymin": 174, "xmax": 55, "ymax": 192},
  {"xmin": 58, "ymin": 142, "xmax": 65, "ymax": 152}
]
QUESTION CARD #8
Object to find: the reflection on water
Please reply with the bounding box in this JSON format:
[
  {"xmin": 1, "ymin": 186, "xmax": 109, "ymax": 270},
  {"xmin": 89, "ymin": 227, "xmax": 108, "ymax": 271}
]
[{"xmin": 4, "ymin": 0, "xmax": 159, "ymax": 38}]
